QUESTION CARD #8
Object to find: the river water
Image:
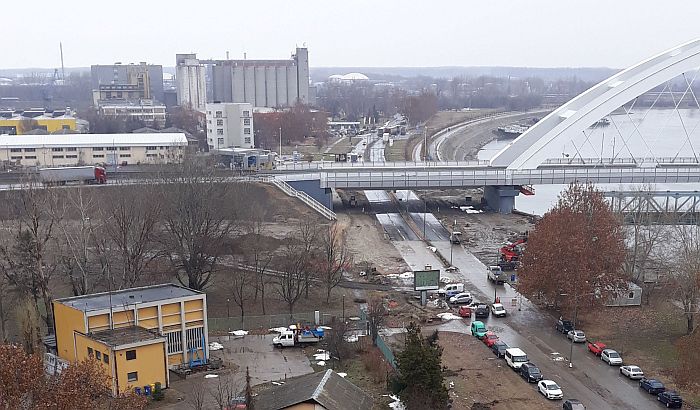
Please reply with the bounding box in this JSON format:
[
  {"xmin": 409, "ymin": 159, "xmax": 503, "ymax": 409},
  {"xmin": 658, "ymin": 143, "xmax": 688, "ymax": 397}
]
[{"xmin": 477, "ymin": 109, "xmax": 700, "ymax": 215}]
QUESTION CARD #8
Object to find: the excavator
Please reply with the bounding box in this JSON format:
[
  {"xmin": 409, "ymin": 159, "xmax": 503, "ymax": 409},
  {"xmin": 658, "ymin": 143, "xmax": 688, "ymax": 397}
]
[{"xmin": 498, "ymin": 236, "xmax": 527, "ymax": 271}]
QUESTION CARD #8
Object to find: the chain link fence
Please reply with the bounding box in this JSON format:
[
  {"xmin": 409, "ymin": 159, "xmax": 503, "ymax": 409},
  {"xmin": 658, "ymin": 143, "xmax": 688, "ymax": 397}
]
[{"xmin": 209, "ymin": 310, "xmax": 354, "ymax": 334}]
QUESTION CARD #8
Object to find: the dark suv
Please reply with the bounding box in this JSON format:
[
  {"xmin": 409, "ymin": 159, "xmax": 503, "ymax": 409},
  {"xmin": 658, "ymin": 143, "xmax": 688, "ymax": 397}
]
[
  {"xmin": 519, "ymin": 362, "xmax": 543, "ymax": 383},
  {"xmin": 555, "ymin": 318, "xmax": 574, "ymax": 334},
  {"xmin": 475, "ymin": 304, "xmax": 490, "ymax": 318},
  {"xmin": 657, "ymin": 391, "xmax": 682, "ymax": 408}
]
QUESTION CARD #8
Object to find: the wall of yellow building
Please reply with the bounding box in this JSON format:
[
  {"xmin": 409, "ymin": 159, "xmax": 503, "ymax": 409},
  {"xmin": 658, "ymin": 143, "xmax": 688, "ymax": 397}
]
[
  {"xmin": 114, "ymin": 342, "xmax": 167, "ymax": 393},
  {"xmin": 73, "ymin": 333, "xmax": 113, "ymax": 380},
  {"xmin": 53, "ymin": 301, "xmax": 87, "ymax": 362},
  {"xmin": 88, "ymin": 313, "xmax": 110, "ymax": 332},
  {"xmin": 0, "ymin": 117, "xmax": 77, "ymax": 135}
]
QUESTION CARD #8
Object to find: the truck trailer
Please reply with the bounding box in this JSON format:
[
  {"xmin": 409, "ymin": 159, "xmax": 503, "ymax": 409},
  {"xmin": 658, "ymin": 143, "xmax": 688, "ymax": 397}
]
[{"xmin": 39, "ymin": 166, "xmax": 107, "ymax": 185}]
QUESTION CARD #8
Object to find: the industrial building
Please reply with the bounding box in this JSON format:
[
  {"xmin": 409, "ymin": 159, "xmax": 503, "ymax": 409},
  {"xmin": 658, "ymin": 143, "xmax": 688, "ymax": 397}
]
[
  {"xmin": 0, "ymin": 133, "xmax": 189, "ymax": 167},
  {"xmin": 208, "ymin": 47, "xmax": 311, "ymax": 108},
  {"xmin": 50, "ymin": 284, "xmax": 209, "ymax": 395},
  {"xmin": 91, "ymin": 63, "xmax": 165, "ymax": 104},
  {"xmin": 99, "ymin": 101, "xmax": 167, "ymax": 128},
  {"xmin": 0, "ymin": 108, "xmax": 77, "ymax": 135},
  {"xmin": 176, "ymin": 54, "xmax": 207, "ymax": 110},
  {"xmin": 205, "ymin": 102, "xmax": 254, "ymax": 150}
]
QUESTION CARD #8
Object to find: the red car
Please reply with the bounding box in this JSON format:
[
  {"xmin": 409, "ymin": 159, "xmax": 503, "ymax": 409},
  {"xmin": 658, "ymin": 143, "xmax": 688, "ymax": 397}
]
[
  {"xmin": 482, "ymin": 331, "xmax": 500, "ymax": 347},
  {"xmin": 587, "ymin": 341, "xmax": 607, "ymax": 356},
  {"xmin": 458, "ymin": 306, "xmax": 472, "ymax": 318}
]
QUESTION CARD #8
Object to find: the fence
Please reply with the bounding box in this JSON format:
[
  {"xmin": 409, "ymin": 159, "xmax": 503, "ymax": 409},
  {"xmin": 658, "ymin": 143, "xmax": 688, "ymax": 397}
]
[
  {"xmin": 208, "ymin": 310, "xmax": 348, "ymax": 334},
  {"xmin": 376, "ymin": 335, "xmax": 397, "ymax": 369}
]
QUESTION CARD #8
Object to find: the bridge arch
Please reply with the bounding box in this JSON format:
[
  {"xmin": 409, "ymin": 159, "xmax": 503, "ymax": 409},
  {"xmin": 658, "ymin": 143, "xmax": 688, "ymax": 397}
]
[{"xmin": 491, "ymin": 39, "xmax": 700, "ymax": 170}]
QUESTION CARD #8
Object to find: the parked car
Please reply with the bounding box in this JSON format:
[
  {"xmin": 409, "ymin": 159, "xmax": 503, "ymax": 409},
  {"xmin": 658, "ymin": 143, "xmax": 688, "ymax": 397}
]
[
  {"xmin": 438, "ymin": 283, "xmax": 464, "ymax": 298},
  {"xmin": 471, "ymin": 321, "xmax": 487, "ymax": 338},
  {"xmin": 483, "ymin": 331, "xmax": 499, "ymax": 347},
  {"xmin": 491, "ymin": 303, "xmax": 507, "ymax": 317},
  {"xmin": 563, "ymin": 399, "xmax": 586, "ymax": 410},
  {"xmin": 619, "ymin": 365, "xmax": 644, "ymax": 380},
  {"xmin": 556, "ymin": 318, "xmax": 575, "ymax": 334},
  {"xmin": 587, "ymin": 341, "xmax": 607, "ymax": 356},
  {"xmin": 567, "ymin": 330, "xmax": 586, "ymax": 343},
  {"xmin": 657, "ymin": 390, "xmax": 683, "ymax": 408},
  {"xmin": 519, "ymin": 362, "xmax": 543, "ymax": 383},
  {"xmin": 639, "ymin": 378, "xmax": 666, "ymax": 395},
  {"xmin": 474, "ymin": 303, "xmax": 490, "ymax": 318},
  {"xmin": 449, "ymin": 292, "xmax": 473, "ymax": 305},
  {"xmin": 491, "ymin": 341, "xmax": 509, "ymax": 358},
  {"xmin": 458, "ymin": 305, "xmax": 472, "ymax": 318},
  {"xmin": 538, "ymin": 380, "xmax": 563, "ymax": 400},
  {"xmin": 601, "ymin": 349, "xmax": 623, "ymax": 365}
]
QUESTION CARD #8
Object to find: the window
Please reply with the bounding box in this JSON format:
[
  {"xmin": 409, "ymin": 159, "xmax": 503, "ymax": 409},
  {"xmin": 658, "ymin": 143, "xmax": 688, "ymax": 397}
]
[
  {"xmin": 244, "ymin": 137, "xmax": 251, "ymax": 144},
  {"xmin": 119, "ymin": 154, "xmax": 131, "ymax": 158},
  {"xmin": 93, "ymin": 154, "xmax": 104, "ymax": 158},
  {"xmin": 166, "ymin": 331, "xmax": 183, "ymax": 354},
  {"xmin": 119, "ymin": 147, "xmax": 130, "ymax": 151},
  {"xmin": 208, "ymin": 128, "xmax": 212, "ymax": 133},
  {"xmin": 52, "ymin": 155, "xmax": 64, "ymax": 159},
  {"xmin": 244, "ymin": 128, "xmax": 251, "ymax": 135},
  {"xmin": 146, "ymin": 146, "xmax": 157, "ymax": 150},
  {"xmin": 24, "ymin": 148, "xmax": 35, "ymax": 152},
  {"xmin": 215, "ymin": 111, "xmax": 222, "ymax": 118},
  {"xmin": 51, "ymin": 147, "xmax": 63, "ymax": 152},
  {"xmin": 217, "ymin": 138, "xmax": 224, "ymax": 145},
  {"xmin": 217, "ymin": 128, "xmax": 224, "ymax": 135},
  {"xmin": 65, "ymin": 147, "xmax": 77, "ymax": 152},
  {"xmin": 62, "ymin": 125, "xmax": 70, "ymax": 130},
  {"xmin": 216, "ymin": 119, "xmax": 223, "ymax": 126},
  {"xmin": 95, "ymin": 351, "xmax": 102, "ymax": 361},
  {"xmin": 87, "ymin": 347, "xmax": 93, "ymax": 358},
  {"xmin": 146, "ymin": 153, "xmax": 157, "ymax": 158},
  {"xmin": 25, "ymin": 156, "xmax": 36, "ymax": 159},
  {"xmin": 93, "ymin": 147, "xmax": 103, "ymax": 151},
  {"xmin": 10, "ymin": 156, "xmax": 22, "ymax": 160},
  {"xmin": 242, "ymin": 110, "xmax": 250, "ymax": 117},
  {"xmin": 103, "ymin": 354, "xmax": 109, "ymax": 364},
  {"xmin": 10, "ymin": 148, "xmax": 21, "ymax": 153},
  {"xmin": 243, "ymin": 118, "xmax": 251, "ymax": 126},
  {"xmin": 186, "ymin": 327, "xmax": 204, "ymax": 351},
  {"xmin": 628, "ymin": 291, "xmax": 635, "ymax": 299},
  {"xmin": 66, "ymin": 155, "xmax": 78, "ymax": 159},
  {"xmin": 127, "ymin": 372, "xmax": 138, "ymax": 382},
  {"xmin": 125, "ymin": 350, "xmax": 136, "ymax": 360},
  {"xmin": 106, "ymin": 147, "xmax": 117, "ymax": 151}
]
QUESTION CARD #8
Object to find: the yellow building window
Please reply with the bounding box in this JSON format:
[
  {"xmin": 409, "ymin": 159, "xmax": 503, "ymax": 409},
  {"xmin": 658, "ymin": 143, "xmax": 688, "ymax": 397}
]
[
  {"xmin": 127, "ymin": 372, "xmax": 138, "ymax": 382},
  {"xmin": 126, "ymin": 350, "xmax": 136, "ymax": 360}
]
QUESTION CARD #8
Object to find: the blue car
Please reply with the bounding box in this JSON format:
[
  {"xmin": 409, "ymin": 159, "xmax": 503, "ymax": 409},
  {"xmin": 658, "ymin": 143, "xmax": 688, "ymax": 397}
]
[
  {"xmin": 639, "ymin": 378, "xmax": 665, "ymax": 395},
  {"xmin": 657, "ymin": 390, "xmax": 682, "ymax": 408}
]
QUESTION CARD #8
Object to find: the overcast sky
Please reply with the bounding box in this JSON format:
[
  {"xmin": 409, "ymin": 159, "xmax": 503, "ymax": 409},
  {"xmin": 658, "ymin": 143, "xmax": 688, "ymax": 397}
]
[{"xmin": 4, "ymin": 0, "xmax": 700, "ymax": 69}]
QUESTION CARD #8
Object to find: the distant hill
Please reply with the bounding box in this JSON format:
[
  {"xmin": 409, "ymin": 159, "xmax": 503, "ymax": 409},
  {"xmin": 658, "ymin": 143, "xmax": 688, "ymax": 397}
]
[{"xmin": 310, "ymin": 66, "xmax": 620, "ymax": 83}]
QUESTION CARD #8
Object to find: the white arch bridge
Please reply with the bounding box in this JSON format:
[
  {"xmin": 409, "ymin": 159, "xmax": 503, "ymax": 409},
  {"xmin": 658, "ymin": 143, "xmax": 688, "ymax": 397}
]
[{"xmin": 275, "ymin": 39, "xmax": 700, "ymax": 213}]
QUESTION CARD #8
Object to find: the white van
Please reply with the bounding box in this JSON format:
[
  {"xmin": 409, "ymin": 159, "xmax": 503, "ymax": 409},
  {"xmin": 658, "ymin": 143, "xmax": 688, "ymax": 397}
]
[
  {"xmin": 505, "ymin": 348, "xmax": 529, "ymax": 369},
  {"xmin": 438, "ymin": 283, "xmax": 464, "ymax": 298}
]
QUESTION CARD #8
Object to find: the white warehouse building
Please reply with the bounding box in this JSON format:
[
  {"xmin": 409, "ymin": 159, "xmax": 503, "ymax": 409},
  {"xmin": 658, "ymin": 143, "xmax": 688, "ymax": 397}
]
[
  {"xmin": 176, "ymin": 53, "xmax": 207, "ymax": 110},
  {"xmin": 205, "ymin": 102, "xmax": 254, "ymax": 150},
  {"xmin": 0, "ymin": 133, "xmax": 189, "ymax": 168}
]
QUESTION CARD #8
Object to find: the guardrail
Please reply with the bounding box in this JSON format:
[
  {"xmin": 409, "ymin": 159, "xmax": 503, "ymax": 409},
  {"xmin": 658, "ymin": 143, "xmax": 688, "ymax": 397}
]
[{"xmin": 264, "ymin": 177, "xmax": 337, "ymax": 220}]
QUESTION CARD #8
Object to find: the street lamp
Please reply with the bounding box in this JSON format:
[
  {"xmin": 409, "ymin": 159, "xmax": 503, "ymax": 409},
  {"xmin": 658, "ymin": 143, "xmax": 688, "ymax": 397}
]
[{"xmin": 226, "ymin": 298, "xmax": 230, "ymax": 318}]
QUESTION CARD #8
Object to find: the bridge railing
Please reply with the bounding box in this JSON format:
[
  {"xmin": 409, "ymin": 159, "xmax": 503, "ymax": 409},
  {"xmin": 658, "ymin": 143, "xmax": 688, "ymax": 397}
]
[
  {"xmin": 543, "ymin": 156, "xmax": 699, "ymax": 166},
  {"xmin": 275, "ymin": 159, "xmax": 490, "ymax": 171},
  {"xmin": 263, "ymin": 177, "xmax": 337, "ymax": 221}
]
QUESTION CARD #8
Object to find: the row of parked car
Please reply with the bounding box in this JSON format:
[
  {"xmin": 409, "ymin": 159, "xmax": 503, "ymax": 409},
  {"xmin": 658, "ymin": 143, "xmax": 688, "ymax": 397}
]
[
  {"xmin": 555, "ymin": 318, "xmax": 684, "ymax": 408},
  {"xmin": 470, "ymin": 320, "xmax": 584, "ymax": 409}
]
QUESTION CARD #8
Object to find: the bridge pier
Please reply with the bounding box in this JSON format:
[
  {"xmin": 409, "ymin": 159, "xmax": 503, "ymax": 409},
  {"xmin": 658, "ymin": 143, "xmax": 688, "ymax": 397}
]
[
  {"xmin": 287, "ymin": 180, "xmax": 333, "ymax": 211},
  {"xmin": 483, "ymin": 185, "xmax": 520, "ymax": 214}
]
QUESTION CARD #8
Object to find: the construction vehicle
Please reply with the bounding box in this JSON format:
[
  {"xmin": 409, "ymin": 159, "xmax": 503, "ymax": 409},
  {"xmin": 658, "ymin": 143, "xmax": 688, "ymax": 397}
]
[
  {"xmin": 498, "ymin": 237, "xmax": 527, "ymax": 271},
  {"xmin": 39, "ymin": 166, "xmax": 107, "ymax": 185},
  {"xmin": 272, "ymin": 325, "xmax": 325, "ymax": 347}
]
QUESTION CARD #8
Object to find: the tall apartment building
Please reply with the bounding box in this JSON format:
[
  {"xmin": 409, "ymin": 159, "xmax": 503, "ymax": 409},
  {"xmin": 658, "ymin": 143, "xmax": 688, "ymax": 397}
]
[
  {"xmin": 205, "ymin": 102, "xmax": 254, "ymax": 150},
  {"xmin": 209, "ymin": 47, "xmax": 310, "ymax": 108},
  {"xmin": 91, "ymin": 63, "xmax": 165, "ymax": 103},
  {"xmin": 175, "ymin": 54, "xmax": 207, "ymax": 111}
]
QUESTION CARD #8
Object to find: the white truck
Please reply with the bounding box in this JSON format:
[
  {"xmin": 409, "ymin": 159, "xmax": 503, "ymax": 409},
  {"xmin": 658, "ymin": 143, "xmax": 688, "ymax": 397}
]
[
  {"xmin": 272, "ymin": 326, "xmax": 325, "ymax": 347},
  {"xmin": 487, "ymin": 265, "xmax": 506, "ymax": 285},
  {"xmin": 39, "ymin": 166, "xmax": 107, "ymax": 185}
]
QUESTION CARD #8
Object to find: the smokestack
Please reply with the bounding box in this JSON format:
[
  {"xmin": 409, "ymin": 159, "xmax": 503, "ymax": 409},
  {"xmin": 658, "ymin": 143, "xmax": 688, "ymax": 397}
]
[
  {"xmin": 226, "ymin": 51, "xmax": 229, "ymax": 60},
  {"xmin": 60, "ymin": 42, "xmax": 65, "ymax": 82}
]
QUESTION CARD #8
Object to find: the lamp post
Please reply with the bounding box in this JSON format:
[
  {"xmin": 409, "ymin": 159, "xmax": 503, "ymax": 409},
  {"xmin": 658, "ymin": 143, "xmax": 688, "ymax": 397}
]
[
  {"xmin": 423, "ymin": 198, "xmax": 427, "ymax": 239},
  {"xmin": 226, "ymin": 298, "xmax": 230, "ymax": 318},
  {"xmin": 279, "ymin": 127, "xmax": 282, "ymax": 159}
]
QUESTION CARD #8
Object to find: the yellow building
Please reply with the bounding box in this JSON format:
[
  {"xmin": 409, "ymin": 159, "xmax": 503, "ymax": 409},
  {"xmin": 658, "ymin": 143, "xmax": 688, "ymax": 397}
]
[
  {"xmin": 52, "ymin": 284, "xmax": 209, "ymax": 395},
  {"xmin": 0, "ymin": 110, "xmax": 77, "ymax": 135}
]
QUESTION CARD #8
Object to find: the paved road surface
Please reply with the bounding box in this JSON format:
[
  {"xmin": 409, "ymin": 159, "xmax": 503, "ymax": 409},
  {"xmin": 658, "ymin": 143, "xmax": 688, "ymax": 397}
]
[{"xmin": 375, "ymin": 213, "xmax": 419, "ymax": 241}]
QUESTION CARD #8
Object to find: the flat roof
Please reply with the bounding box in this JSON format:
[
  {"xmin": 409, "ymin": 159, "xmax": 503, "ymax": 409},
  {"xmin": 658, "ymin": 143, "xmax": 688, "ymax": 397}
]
[
  {"xmin": 0, "ymin": 133, "xmax": 188, "ymax": 148},
  {"xmin": 56, "ymin": 283, "xmax": 202, "ymax": 312},
  {"xmin": 89, "ymin": 326, "xmax": 163, "ymax": 348}
]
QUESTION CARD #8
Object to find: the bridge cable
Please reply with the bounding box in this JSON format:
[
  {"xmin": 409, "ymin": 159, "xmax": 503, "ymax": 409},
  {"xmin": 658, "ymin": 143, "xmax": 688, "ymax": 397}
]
[
  {"xmin": 677, "ymin": 71, "xmax": 700, "ymax": 163},
  {"xmin": 616, "ymin": 87, "xmax": 665, "ymax": 165},
  {"xmin": 669, "ymin": 71, "xmax": 700, "ymax": 163}
]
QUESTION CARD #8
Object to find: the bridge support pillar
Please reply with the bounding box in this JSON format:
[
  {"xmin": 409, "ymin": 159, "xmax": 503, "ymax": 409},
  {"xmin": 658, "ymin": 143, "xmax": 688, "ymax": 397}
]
[{"xmin": 483, "ymin": 185, "xmax": 520, "ymax": 214}]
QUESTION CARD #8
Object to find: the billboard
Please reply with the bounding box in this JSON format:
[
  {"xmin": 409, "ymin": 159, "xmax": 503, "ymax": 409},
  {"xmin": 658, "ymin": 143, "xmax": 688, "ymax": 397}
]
[{"xmin": 414, "ymin": 269, "xmax": 440, "ymax": 291}]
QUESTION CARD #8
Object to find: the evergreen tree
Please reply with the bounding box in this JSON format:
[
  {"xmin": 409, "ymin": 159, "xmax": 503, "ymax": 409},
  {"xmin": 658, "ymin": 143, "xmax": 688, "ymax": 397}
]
[{"xmin": 394, "ymin": 322, "xmax": 448, "ymax": 409}]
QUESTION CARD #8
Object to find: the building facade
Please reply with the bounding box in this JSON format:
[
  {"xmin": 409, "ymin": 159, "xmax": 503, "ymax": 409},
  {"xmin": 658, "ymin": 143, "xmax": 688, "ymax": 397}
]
[
  {"xmin": 0, "ymin": 109, "xmax": 77, "ymax": 135},
  {"xmin": 91, "ymin": 63, "xmax": 164, "ymax": 103},
  {"xmin": 210, "ymin": 47, "xmax": 310, "ymax": 108},
  {"xmin": 176, "ymin": 54, "xmax": 207, "ymax": 110},
  {"xmin": 205, "ymin": 102, "xmax": 254, "ymax": 150},
  {"xmin": 52, "ymin": 284, "xmax": 209, "ymax": 394},
  {"xmin": 0, "ymin": 133, "xmax": 189, "ymax": 167},
  {"xmin": 99, "ymin": 101, "xmax": 167, "ymax": 128}
]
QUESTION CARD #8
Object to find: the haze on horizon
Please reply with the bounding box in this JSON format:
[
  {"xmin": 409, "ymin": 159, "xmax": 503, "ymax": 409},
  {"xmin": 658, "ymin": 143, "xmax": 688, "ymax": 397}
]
[{"xmin": 3, "ymin": 0, "xmax": 699, "ymax": 70}]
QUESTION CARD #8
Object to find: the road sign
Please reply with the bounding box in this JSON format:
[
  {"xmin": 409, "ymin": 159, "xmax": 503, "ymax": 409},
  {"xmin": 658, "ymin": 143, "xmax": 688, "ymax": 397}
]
[{"xmin": 414, "ymin": 269, "xmax": 440, "ymax": 291}]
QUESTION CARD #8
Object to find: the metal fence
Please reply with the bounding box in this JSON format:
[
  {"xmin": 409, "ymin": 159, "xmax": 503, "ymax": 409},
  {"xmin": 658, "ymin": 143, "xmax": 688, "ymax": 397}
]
[
  {"xmin": 208, "ymin": 310, "xmax": 348, "ymax": 334},
  {"xmin": 376, "ymin": 335, "xmax": 397, "ymax": 369}
]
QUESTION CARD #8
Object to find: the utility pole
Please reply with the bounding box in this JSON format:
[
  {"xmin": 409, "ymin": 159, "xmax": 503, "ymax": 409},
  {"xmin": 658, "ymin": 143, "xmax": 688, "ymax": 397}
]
[
  {"xmin": 59, "ymin": 42, "xmax": 66, "ymax": 83},
  {"xmin": 423, "ymin": 126, "xmax": 427, "ymax": 162},
  {"xmin": 279, "ymin": 127, "xmax": 282, "ymax": 159}
]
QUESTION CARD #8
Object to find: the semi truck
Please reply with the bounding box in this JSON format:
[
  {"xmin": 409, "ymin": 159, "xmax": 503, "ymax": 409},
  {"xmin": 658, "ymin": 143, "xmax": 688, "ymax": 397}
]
[
  {"xmin": 272, "ymin": 325, "xmax": 325, "ymax": 347},
  {"xmin": 39, "ymin": 166, "xmax": 107, "ymax": 185}
]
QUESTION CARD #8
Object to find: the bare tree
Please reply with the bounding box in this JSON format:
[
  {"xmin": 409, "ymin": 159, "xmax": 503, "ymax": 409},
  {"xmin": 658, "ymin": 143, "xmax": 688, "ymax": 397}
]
[
  {"xmin": 0, "ymin": 274, "xmax": 10, "ymax": 341},
  {"xmin": 209, "ymin": 375, "xmax": 239, "ymax": 410},
  {"xmin": 228, "ymin": 266, "xmax": 253, "ymax": 319},
  {"xmin": 326, "ymin": 317, "xmax": 350, "ymax": 362},
  {"xmin": 367, "ymin": 295, "xmax": 387, "ymax": 346},
  {"xmin": 187, "ymin": 388, "xmax": 206, "ymax": 410},
  {"xmin": 160, "ymin": 160, "xmax": 241, "ymax": 290},
  {"xmin": 297, "ymin": 221, "xmax": 319, "ymax": 298},
  {"xmin": 668, "ymin": 224, "xmax": 700, "ymax": 334},
  {"xmin": 275, "ymin": 239, "xmax": 308, "ymax": 315},
  {"xmin": 243, "ymin": 211, "xmax": 273, "ymax": 314},
  {"xmin": 317, "ymin": 223, "xmax": 353, "ymax": 303}
]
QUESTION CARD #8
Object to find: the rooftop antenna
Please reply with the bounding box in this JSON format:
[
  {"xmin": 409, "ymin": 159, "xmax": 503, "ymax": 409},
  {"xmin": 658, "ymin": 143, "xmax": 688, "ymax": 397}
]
[
  {"xmin": 226, "ymin": 51, "xmax": 229, "ymax": 60},
  {"xmin": 59, "ymin": 42, "xmax": 65, "ymax": 82}
]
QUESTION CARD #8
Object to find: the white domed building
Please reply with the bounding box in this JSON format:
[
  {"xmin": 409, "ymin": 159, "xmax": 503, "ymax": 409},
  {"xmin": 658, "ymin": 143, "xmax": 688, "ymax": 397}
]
[{"xmin": 328, "ymin": 72, "xmax": 370, "ymax": 84}]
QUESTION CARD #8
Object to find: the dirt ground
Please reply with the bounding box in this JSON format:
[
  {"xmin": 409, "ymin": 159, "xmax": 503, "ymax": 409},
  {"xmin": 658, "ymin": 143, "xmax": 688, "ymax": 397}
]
[{"xmin": 438, "ymin": 332, "xmax": 558, "ymax": 410}]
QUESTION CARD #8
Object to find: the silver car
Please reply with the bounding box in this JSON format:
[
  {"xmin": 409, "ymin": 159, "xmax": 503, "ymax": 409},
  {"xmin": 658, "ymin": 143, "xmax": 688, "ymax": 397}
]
[
  {"xmin": 567, "ymin": 330, "xmax": 586, "ymax": 343},
  {"xmin": 601, "ymin": 349, "xmax": 623, "ymax": 366}
]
